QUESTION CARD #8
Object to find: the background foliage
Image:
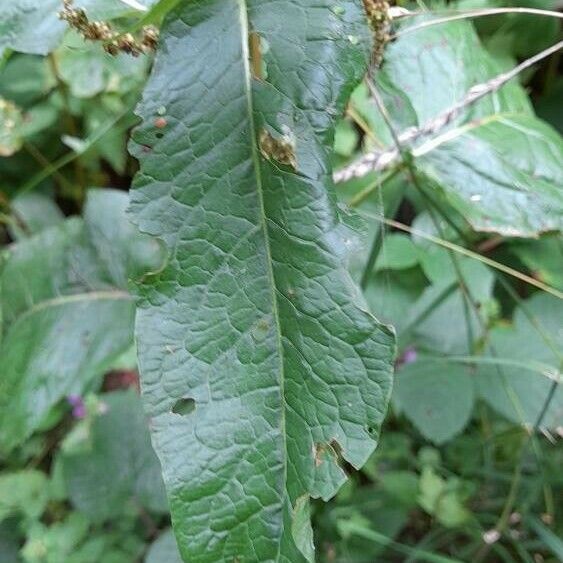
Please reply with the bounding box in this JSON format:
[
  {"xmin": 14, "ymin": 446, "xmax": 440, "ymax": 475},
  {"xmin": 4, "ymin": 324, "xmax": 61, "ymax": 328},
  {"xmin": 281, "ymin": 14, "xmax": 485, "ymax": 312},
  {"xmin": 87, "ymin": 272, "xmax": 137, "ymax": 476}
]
[{"xmin": 0, "ymin": 0, "xmax": 561, "ymax": 561}]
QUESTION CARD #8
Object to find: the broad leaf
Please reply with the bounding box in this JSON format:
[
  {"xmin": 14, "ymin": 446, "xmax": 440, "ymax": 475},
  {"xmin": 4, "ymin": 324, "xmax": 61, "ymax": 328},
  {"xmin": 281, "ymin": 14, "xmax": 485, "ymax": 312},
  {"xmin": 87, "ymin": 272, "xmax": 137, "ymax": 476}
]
[
  {"xmin": 380, "ymin": 20, "xmax": 530, "ymax": 126},
  {"xmin": 375, "ymin": 20, "xmax": 563, "ymax": 237},
  {"xmin": 475, "ymin": 292, "xmax": 563, "ymax": 428},
  {"xmin": 0, "ymin": 0, "xmax": 156, "ymax": 56},
  {"xmin": 61, "ymin": 391, "xmax": 168, "ymax": 521},
  {"xmin": 375, "ymin": 234, "xmax": 419, "ymax": 271},
  {"xmin": 146, "ymin": 529, "xmax": 182, "ymax": 563},
  {"xmin": 418, "ymin": 115, "xmax": 563, "ymax": 237},
  {"xmin": 57, "ymin": 35, "xmax": 148, "ymax": 99},
  {"xmin": 0, "ymin": 189, "xmax": 162, "ymax": 452},
  {"xmin": 129, "ymin": 1, "xmax": 395, "ymax": 560},
  {"xmin": 9, "ymin": 192, "xmax": 64, "ymax": 240},
  {"xmin": 0, "ymin": 0, "xmax": 65, "ymax": 57},
  {"xmin": 393, "ymin": 360, "xmax": 475, "ymax": 444}
]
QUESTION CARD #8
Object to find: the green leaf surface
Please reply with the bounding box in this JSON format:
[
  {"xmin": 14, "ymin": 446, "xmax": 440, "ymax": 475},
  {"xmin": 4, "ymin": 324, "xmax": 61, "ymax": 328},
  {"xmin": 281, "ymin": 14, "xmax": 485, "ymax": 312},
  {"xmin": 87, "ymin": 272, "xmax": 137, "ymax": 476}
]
[
  {"xmin": 475, "ymin": 292, "xmax": 563, "ymax": 427},
  {"xmin": 375, "ymin": 234, "xmax": 419, "ymax": 271},
  {"xmin": 57, "ymin": 35, "xmax": 148, "ymax": 99},
  {"xmin": 146, "ymin": 529, "xmax": 183, "ymax": 563},
  {"xmin": 417, "ymin": 467, "xmax": 471, "ymax": 528},
  {"xmin": 377, "ymin": 20, "xmax": 563, "ymax": 237},
  {"xmin": 9, "ymin": 192, "xmax": 64, "ymax": 240},
  {"xmin": 393, "ymin": 360, "xmax": 475, "ymax": 444},
  {"xmin": 0, "ymin": 0, "xmax": 156, "ymax": 56},
  {"xmin": 129, "ymin": 1, "xmax": 395, "ymax": 560},
  {"xmin": 0, "ymin": 0, "xmax": 65, "ymax": 56},
  {"xmin": 0, "ymin": 189, "xmax": 161, "ymax": 452},
  {"xmin": 0, "ymin": 521, "xmax": 19, "ymax": 563},
  {"xmin": 0, "ymin": 470, "xmax": 49, "ymax": 522},
  {"xmin": 419, "ymin": 115, "xmax": 563, "ymax": 237},
  {"xmin": 380, "ymin": 20, "xmax": 530, "ymax": 128},
  {"xmin": 61, "ymin": 391, "xmax": 168, "ymax": 521},
  {"xmin": 84, "ymin": 188, "xmax": 165, "ymax": 289},
  {"xmin": 510, "ymin": 235, "xmax": 563, "ymax": 290}
]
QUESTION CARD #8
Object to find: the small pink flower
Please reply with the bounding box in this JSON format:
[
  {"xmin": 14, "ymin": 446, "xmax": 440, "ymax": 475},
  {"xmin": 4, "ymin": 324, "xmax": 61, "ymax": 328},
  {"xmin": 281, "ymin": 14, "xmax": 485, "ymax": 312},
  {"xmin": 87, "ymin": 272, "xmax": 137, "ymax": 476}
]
[
  {"xmin": 67, "ymin": 395, "xmax": 86, "ymax": 419},
  {"xmin": 398, "ymin": 347, "xmax": 417, "ymax": 366}
]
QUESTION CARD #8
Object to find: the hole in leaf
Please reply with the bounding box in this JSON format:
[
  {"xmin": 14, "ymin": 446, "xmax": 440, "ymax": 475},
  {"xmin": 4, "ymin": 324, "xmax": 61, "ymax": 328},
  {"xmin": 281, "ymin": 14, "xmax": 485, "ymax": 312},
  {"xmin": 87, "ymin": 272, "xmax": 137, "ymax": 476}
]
[{"xmin": 171, "ymin": 397, "xmax": 196, "ymax": 416}]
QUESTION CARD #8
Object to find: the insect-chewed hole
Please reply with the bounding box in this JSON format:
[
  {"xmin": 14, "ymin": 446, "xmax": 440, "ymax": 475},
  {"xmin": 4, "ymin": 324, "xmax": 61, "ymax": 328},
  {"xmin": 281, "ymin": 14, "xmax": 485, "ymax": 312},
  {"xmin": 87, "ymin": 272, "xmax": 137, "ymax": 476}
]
[{"xmin": 171, "ymin": 397, "xmax": 196, "ymax": 416}]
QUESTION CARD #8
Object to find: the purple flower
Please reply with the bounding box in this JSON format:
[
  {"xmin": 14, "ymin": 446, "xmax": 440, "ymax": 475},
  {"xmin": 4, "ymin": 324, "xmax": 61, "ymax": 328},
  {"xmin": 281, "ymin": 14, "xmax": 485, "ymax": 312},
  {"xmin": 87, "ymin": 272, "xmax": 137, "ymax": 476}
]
[
  {"xmin": 67, "ymin": 395, "xmax": 86, "ymax": 419},
  {"xmin": 398, "ymin": 346, "xmax": 417, "ymax": 366}
]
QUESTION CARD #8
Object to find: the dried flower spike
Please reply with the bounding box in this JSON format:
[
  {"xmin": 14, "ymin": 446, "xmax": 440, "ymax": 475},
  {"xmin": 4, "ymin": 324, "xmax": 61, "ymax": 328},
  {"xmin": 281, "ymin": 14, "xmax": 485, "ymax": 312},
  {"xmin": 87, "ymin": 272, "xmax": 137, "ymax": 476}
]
[
  {"xmin": 363, "ymin": 0, "xmax": 391, "ymax": 67},
  {"xmin": 59, "ymin": 0, "xmax": 159, "ymax": 57}
]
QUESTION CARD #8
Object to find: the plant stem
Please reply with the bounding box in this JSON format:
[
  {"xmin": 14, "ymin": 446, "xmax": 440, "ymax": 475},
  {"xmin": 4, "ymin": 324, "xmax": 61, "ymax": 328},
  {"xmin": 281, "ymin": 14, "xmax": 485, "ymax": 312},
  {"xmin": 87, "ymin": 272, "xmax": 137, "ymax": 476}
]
[{"xmin": 48, "ymin": 52, "xmax": 86, "ymax": 201}]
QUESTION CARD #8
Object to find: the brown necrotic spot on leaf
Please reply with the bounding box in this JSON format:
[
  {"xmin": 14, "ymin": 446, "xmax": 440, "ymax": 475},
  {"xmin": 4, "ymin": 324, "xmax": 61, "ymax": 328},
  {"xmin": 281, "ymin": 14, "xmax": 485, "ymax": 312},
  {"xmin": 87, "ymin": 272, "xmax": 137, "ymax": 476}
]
[
  {"xmin": 249, "ymin": 31, "xmax": 263, "ymax": 80},
  {"xmin": 313, "ymin": 439, "xmax": 346, "ymax": 468},
  {"xmin": 259, "ymin": 128, "xmax": 296, "ymax": 169}
]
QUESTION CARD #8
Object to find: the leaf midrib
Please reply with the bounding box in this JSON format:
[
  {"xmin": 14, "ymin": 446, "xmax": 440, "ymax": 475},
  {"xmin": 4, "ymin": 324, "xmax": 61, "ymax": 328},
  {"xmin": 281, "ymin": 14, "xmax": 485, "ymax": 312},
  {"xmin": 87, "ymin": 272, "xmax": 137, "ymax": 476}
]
[
  {"xmin": 237, "ymin": 0, "xmax": 288, "ymax": 554},
  {"xmin": 8, "ymin": 290, "xmax": 132, "ymax": 328}
]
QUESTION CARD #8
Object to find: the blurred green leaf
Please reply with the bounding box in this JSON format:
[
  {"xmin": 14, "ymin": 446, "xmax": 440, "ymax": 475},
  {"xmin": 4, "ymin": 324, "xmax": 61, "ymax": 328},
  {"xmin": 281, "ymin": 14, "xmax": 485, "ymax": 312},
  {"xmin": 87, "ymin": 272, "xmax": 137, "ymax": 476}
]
[
  {"xmin": 0, "ymin": 470, "xmax": 49, "ymax": 522},
  {"xmin": 84, "ymin": 188, "xmax": 165, "ymax": 289},
  {"xmin": 510, "ymin": 236, "xmax": 563, "ymax": 290},
  {"xmin": 0, "ymin": 0, "xmax": 65, "ymax": 57},
  {"xmin": 0, "ymin": 55, "xmax": 55, "ymax": 108},
  {"xmin": 9, "ymin": 192, "xmax": 64, "ymax": 240},
  {"xmin": 0, "ymin": 189, "xmax": 163, "ymax": 453},
  {"xmin": 375, "ymin": 20, "xmax": 563, "ymax": 237},
  {"xmin": 61, "ymin": 391, "xmax": 168, "ymax": 521},
  {"xmin": 56, "ymin": 36, "xmax": 148, "ymax": 99},
  {"xmin": 418, "ymin": 467, "xmax": 471, "ymax": 528},
  {"xmin": 145, "ymin": 529, "xmax": 182, "ymax": 563},
  {"xmin": 376, "ymin": 234, "xmax": 419, "ymax": 271},
  {"xmin": 528, "ymin": 517, "xmax": 563, "ymax": 560},
  {"xmin": 334, "ymin": 120, "xmax": 359, "ymax": 157},
  {"xmin": 394, "ymin": 360, "xmax": 475, "ymax": 444},
  {"xmin": 380, "ymin": 20, "xmax": 530, "ymax": 128},
  {"xmin": 475, "ymin": 292, "xmax": 563, "ymax": 428},
  {"xmin": 0, "ymin": 521, "xmax": 20, "ymax": 563},
  {"xmin": 419, "ymin": 115, "xmax": 563, "ymax": 237}
]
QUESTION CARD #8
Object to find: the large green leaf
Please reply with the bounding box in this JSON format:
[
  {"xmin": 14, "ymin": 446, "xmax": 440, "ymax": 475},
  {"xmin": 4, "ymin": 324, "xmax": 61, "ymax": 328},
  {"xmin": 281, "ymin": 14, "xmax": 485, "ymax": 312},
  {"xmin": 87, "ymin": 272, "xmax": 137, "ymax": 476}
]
[
  {"xmin": 129, "ymin": 1, "xmax": 395, "ymax": 560},
  {"xmin": 0, "ymin": 189, "xmax": 162, "ymax": 452}
]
